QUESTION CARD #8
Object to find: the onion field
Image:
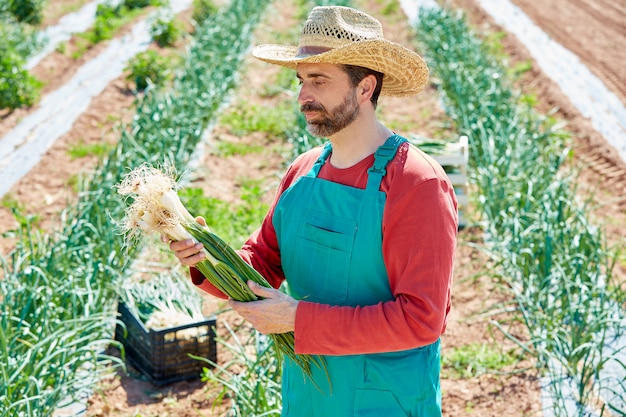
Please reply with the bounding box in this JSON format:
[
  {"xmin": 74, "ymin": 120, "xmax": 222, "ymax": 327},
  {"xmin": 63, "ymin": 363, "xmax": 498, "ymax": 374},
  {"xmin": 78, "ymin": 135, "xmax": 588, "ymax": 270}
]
[{"xmin": 1, "ymin": 0, "xmax": 624, "ymax": 416}]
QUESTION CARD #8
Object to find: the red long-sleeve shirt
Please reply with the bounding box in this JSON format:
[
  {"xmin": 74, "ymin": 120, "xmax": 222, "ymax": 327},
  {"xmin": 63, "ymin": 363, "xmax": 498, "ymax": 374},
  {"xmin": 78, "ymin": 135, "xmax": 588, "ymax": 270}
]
[{"xmin": 191, "ymin": 141, "xmax": 457, "ymax": 355}]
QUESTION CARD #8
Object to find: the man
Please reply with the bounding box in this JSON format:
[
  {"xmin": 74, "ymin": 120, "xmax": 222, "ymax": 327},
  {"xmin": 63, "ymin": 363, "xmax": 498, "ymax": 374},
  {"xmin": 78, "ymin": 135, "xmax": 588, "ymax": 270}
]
[{"xmin": 171, "ymin": 5, "xmax": 457, "ymax": 416}]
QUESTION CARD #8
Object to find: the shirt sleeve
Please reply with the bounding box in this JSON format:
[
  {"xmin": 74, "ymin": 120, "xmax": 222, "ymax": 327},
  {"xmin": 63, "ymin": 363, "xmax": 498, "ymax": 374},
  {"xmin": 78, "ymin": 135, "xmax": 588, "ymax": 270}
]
[{"xmin": 294, "ymin": 149, "xmax": 458, "ymax": 355}]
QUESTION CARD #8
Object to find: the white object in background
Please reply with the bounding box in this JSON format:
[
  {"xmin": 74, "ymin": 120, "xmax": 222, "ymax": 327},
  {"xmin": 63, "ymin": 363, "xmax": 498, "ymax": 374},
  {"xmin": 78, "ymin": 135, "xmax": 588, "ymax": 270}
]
[{"xmin": 430, "ymin": 136, "xmax": 470, "ymax": 227}]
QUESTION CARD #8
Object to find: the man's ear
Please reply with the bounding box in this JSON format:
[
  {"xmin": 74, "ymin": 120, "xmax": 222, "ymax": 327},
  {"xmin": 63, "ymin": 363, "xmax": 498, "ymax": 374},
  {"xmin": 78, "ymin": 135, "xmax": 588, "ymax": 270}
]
[{"xmin": 357, "ymin": 74, "xmax": 377, "ymax": 104}]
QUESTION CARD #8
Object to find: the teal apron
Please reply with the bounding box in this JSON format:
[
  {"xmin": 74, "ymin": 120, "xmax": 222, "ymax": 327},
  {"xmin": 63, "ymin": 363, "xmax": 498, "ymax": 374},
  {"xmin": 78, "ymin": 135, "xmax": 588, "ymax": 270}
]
[{"xmin": 273, "ymin": 135, "xmax": 441, "ymax": 417}]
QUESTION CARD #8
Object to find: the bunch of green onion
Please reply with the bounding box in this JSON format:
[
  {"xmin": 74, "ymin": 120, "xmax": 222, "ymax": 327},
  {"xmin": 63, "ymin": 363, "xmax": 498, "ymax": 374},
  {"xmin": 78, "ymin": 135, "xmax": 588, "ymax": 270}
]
[{"xmin": 117, "ymin": 163, "xmax": 323, "ymax": 379}]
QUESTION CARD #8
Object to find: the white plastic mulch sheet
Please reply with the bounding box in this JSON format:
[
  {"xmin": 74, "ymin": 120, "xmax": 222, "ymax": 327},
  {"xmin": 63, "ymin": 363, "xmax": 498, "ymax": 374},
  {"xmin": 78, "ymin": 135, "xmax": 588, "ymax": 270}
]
[
  {"xmin": 474, "ymin": 0, "xmax": 626, "ymax": 164},
  {"xmin": 400, "ymin": 1, "xmax": 625, "ymax": 416},
  {"xmin": 0, "ymin": 0, "xmax": 193, "ymax": 199},
  {"xmin": 539, "ymin": 330, "xmax": 626, "ymax": 417}
]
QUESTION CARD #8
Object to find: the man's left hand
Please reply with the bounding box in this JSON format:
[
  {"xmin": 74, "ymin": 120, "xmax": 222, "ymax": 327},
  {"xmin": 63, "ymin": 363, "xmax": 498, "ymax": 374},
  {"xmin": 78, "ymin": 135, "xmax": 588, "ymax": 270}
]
[{"xmin": 228, "ymin": 281, "xmax": 299, "ymax": 334}]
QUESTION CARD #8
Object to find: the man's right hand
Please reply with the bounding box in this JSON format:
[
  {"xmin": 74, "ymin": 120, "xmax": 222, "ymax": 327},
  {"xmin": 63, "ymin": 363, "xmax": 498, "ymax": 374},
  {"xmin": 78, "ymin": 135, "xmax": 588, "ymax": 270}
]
[
  {"xmin": 161, "ymin": 216, "xmax": 207, "ymax": 267},
  {"xmin": 170, "ymin": 239, "xmax": 206, "ymax": 266}
]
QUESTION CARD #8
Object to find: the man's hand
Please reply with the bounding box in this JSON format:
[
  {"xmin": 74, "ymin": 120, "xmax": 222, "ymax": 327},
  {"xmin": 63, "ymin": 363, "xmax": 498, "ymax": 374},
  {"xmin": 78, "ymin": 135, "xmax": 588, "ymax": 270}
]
[
  {"xmin": 229, "ymin": 281, "xmax": 299, "ymax": 334},
  {"xmin": 161, "ymin": 216, "xmax": 207, "ymax": 267},
  {"xmin": 169, "ymin": 239, "xmax": 206, "ymax": 266}
]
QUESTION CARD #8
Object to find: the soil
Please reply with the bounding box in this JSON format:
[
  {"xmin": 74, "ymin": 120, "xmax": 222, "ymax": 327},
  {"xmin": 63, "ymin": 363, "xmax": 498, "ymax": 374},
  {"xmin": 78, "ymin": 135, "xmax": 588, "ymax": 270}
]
[{"xmin": 1, "ymin": 0, "xmax": 625, "ymax": 416}]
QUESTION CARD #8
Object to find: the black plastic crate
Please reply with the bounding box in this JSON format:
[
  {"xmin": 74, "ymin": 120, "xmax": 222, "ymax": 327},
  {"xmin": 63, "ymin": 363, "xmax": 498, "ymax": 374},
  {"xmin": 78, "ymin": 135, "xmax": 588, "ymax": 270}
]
[{"xmin": 115, "ymin": 302, "xmax": 217, "ymax": 385}]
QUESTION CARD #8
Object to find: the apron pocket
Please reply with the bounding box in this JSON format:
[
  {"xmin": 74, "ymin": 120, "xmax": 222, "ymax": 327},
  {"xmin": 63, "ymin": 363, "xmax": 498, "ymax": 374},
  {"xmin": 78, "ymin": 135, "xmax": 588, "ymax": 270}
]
[
  {"xmin": 353, "ymin": 389, "xmax": 407, "ymax": 417},
  {"xmin": 287, "ymin": 212, "xmax": 356, "ymax": 304}
]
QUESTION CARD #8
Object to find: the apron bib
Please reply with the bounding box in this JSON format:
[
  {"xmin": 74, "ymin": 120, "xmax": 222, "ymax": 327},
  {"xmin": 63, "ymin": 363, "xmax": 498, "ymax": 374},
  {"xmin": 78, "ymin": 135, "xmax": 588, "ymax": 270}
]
[{"xmin": 273, "ymin": 135, "xmax": 441, "ymax": 417}]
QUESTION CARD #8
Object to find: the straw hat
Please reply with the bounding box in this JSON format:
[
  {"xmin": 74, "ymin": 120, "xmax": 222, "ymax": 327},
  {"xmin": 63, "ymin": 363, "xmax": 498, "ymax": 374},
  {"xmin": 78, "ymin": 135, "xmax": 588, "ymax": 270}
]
[{"xmin": 252, "ymin": 6, "xmax": 429, "ymax": 97}]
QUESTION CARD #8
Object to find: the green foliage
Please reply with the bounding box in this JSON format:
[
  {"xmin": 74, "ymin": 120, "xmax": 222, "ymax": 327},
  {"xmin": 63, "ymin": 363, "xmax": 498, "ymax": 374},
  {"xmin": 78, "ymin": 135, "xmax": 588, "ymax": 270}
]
[
  {"xmin": 214, "ymin": 140, "xmax": 264, "ymax": 157},
  {"xmin": 87, "ymin": 0, "xmax": 154, "ymax": 43},
  {"xmin": 7, "ymin": 0, "xmax": 45, "ymax": 24},
  {"xmin": 1, "ymin": 0, "xmax": 271, "ymax": 412},
  {"xmin": 149, "ymin": 13, "xmax": 183, "ymax": 47},
  {"xmin": 67, "ymin": 139, "xmax": 114, "ymax": 159},
  {"xmin": 258, "ymin": 65, "xmax": 326, "ymax": 161},
  {"xmin": 125, "ymin": 49, "xmax": 174, "ymax": 90},
  {"xmin": 69, "ymin": 36, "xmax": 92, "ymax": 59},
  {"xmin": 2, "ymin": 207, "xmax": 40, "ymax": 232},
  {"xmin": 90, "ymin": 2, "xmax": 125, "ymax": 42},
  {"xmin": 0, "ymin": 16, "xmax": 42, "ymax": 58},
  {"xmin": 510, "ymin": 59, "xmax": 533, "ymax": 77},
  {"xmin": 379, "ymin": 0, "xmax": 399, "ymax": 16},
  {"xmin": 179, "ymin": 181, "xmax": 269, "ymax": 248},
  {"xmin": 55, "ymin": 40, "xmax": 67, "ymax": 54},
  {"xmin": 0, "ymin": 12, "xmax": 44, "ymax": 109},
  {"xmin": 123, "ymin": 0, "xmax": 162, "ymax": 10},
  {"xmin": 442, "ymin": 342, "xmax": 518, "ymax": 379},
  {"xmin": 192, "ymin": 0, "xmax": 218, "ymax": 25},
  {"xmin": 0, "ymin": 48, "xmax": 41, "ymax": 109},
  {"xmin": 1, "ymin": 193, "xmax": 24, "ymax": 211},
  {"xmin": 219, "ymin": 100, "xmax": 296, "ymax": 137}
]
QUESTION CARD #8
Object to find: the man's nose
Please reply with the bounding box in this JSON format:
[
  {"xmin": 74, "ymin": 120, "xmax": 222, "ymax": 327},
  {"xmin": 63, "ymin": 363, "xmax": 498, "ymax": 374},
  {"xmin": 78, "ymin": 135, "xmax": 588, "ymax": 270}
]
[{"xmin": 297, "ymin": 84, "xmax": 313, "ymax": 106}]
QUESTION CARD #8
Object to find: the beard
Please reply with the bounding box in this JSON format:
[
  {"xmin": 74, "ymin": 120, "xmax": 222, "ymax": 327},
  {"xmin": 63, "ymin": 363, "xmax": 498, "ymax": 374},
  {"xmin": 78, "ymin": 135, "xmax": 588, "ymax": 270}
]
[{"xmin": 301, "ymin": 89, "xmax": 360, "ymax": 138}]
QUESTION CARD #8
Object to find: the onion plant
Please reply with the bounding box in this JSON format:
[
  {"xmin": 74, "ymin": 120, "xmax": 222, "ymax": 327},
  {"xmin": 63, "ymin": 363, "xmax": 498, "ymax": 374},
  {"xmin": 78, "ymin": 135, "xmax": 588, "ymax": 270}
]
[
  {"xmin": 416, "ymin": 7, "xmax": 625, "ymax": 416},
  {"xmin": 193, "ymin": 321, "xmax": 283, "ymax": 417}
]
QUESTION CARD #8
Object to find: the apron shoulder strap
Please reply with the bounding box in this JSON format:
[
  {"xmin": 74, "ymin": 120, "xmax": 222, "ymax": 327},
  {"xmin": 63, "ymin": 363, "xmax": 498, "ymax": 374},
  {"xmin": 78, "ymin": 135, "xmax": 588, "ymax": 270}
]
[
  {"xmin": 366, "ymin": 135, "xmax": 407, "ymax": 191},
  {"xmin": 305, "ymin": 142, "xmax": 333, "ymax": 178},
  {"xmin": 306, "ymin": 141, "xmax": 333, "ymax": 178}
]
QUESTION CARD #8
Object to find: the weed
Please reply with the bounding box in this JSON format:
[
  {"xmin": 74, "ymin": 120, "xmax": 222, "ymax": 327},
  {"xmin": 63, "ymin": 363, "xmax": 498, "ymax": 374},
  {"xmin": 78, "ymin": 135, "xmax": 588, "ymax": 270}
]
[
  {"xmin": 150, "ymin": 12, "xmax": 183, "ymax": 47},
  {"xmin": 1, "ymin": 193, "xmax": 23, "ymax": 210},
  {"xmin": 442, "ymin": 342, "xmax": 518, "ymax": 379},
  {"xmin": 194, "ymin": 321, "xmax": 282, "ymax": 416},
  {"xmin": 125, "ymin": 50, "xmax": 174, "ymax": 91},
  {"xmin": 192, "ymin": 0, "xmax": 218, "ymax": 25},
  {"xmin": 67, "ymin": 139, "xmax": 114, "ymax": 159},
  {"xmin": 179, "ymin": 181, "xmax": 269, "ymax": 248},
  {"xmin": 214, "ymin": 141, "xmax": 264, "ymax": 157},
  {"xmin": 219, "ymin": 100, "xmax": 295, "ymax": 138},
  {"xmin": 56, "ymin": 41, "xmax": 67, "ymax": 54},
  {"xmin": 0, "ymin": 49, "xmax": 41, "ymax": 109}
]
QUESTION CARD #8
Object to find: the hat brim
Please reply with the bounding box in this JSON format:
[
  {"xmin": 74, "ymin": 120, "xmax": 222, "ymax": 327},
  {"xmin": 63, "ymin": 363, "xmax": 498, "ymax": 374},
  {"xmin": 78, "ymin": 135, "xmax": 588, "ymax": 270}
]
[{"xmin": 252, "ymin": 40, "xmax": 429, "ymax": 97}]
